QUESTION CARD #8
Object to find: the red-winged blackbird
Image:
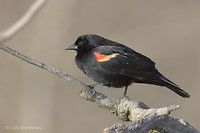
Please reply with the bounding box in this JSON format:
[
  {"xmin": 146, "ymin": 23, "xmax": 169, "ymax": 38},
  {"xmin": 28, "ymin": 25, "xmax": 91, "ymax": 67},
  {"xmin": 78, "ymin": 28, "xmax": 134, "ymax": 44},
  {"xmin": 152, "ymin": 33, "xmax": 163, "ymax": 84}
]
[{"xmin": 66, "ymin": 34, "xmax": 190, "ymax": 98}]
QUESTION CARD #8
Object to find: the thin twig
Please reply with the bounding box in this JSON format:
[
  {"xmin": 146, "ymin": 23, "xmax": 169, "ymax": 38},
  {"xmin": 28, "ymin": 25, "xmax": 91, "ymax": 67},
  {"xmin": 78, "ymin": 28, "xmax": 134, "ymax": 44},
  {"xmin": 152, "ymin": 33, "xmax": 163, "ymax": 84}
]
[{"xmin": 0, "ymin": 0, "xmax": 46, "ymax": 43}]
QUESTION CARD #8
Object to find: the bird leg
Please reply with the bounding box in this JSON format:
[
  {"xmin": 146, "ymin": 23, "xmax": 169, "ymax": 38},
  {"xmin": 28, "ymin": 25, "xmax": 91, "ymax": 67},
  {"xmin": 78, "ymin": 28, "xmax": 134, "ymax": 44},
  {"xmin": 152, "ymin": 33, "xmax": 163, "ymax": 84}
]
[
  {"xmin": 87, "ymin": 83, "xmax": 103, "ymax": 96},
  {"xmin": 123, "ymin": 86, "xmax": 128, "ymax": 97},
  {"xmin": 88, "ymin": 83, "xmax": 104, "ymax": 88},
  {"xmin": 88, "ymin": 84, "xmax": 98, "ymax": 88}
]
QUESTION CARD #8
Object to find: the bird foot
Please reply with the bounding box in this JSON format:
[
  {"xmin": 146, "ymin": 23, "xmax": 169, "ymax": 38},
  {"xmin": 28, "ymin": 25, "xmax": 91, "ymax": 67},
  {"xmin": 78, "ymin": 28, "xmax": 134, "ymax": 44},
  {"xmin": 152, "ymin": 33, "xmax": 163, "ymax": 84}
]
[
  {"xmin": 87, "ymin": 84, "xmax": 97, "ymax": 96},
  {"xmin": 122, "ymin": 95, "xmax": 130, "ymax": 100}
]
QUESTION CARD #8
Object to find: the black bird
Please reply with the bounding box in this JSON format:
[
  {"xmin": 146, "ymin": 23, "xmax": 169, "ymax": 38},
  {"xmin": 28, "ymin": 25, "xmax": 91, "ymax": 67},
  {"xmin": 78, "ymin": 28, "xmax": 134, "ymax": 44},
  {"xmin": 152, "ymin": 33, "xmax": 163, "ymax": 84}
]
[{"xmin": 66, "ymin": 34, "xmax": 190, "ymax": 98}]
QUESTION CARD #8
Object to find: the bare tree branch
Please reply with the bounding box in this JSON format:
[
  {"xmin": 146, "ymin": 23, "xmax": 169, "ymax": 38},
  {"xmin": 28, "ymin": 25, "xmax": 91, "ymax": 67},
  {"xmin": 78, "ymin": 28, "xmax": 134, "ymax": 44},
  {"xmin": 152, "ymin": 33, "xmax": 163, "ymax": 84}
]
[
  {"xmin": 104, "ymin": 116, "xmax": 199, "ymax": 133},
  {"xmin": 0, "ymin": 0, "xmax": 46, "ymax": 43},
  {"xmin": 0, "ymin": 0, "xmax": 199, "ymax": 132}
]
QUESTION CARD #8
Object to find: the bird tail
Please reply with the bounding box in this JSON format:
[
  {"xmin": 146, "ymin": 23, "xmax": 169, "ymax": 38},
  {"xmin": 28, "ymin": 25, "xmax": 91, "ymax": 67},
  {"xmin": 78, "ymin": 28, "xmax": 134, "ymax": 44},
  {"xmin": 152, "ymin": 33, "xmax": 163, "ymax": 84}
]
[{"xmin": 160, "ymin": 76, "xmax": 190, "ymax": 98}]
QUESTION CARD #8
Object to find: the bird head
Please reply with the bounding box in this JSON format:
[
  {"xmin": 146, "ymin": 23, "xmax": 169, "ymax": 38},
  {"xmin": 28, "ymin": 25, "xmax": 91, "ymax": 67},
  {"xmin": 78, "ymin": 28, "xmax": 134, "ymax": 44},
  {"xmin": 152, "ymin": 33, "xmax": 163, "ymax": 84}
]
[{"xmin": 65, "ymin": 34, "xmax": 107, "ymax": 54}]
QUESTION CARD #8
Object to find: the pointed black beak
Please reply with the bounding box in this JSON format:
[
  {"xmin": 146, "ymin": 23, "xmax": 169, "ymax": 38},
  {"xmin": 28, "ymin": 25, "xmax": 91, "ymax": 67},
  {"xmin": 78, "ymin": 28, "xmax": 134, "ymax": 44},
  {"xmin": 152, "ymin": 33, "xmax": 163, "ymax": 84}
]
[{"xmin": 65, "ymin": 44, "xmax": 78, "ymax": 50}]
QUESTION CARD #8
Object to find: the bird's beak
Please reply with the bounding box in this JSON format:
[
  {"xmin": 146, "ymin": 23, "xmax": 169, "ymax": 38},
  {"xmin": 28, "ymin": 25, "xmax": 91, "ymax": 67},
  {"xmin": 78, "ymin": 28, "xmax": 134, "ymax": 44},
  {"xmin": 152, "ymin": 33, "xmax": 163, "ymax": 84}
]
[{"xmin": 65, "ymin": 44, "xmax": 78, "ymax": 50}]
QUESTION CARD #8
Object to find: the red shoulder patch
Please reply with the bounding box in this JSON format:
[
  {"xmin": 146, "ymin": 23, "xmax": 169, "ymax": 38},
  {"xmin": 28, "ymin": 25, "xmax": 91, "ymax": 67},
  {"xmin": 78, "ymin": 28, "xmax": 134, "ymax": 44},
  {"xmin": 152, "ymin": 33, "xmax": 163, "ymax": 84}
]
[{"xmin": 93, "ymin": 52, "xmax": 119, "ymax": 62}]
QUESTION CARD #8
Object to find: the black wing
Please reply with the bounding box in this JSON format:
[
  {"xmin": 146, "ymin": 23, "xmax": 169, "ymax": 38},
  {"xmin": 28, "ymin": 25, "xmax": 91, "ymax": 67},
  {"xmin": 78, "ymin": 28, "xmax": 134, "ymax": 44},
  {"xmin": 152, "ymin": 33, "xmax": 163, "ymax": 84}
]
[{"xmin": 93, "ymin": 45, "xmax": 158, "ymax": 79}]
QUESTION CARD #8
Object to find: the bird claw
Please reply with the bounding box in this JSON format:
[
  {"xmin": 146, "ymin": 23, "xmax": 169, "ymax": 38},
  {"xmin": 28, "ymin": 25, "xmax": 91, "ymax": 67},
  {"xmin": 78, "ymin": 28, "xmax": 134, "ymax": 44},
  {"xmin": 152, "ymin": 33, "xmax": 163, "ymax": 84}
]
[
  {"xmin": 122, "ymin": 95, "xmax": 130, "ymax": 100},
  {"xmin": 87, "ymin": 85, "xmax": 96, "ymax": 96}
]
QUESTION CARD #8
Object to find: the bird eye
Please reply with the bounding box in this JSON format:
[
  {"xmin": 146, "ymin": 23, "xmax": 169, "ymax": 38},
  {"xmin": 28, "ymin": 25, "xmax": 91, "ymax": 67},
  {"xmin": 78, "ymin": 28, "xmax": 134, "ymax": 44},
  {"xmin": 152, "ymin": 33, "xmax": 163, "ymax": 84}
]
[
  {"xmin": 78, "ymin": 40, "xmax": 85, "ymax": 46},
  {"xmin": 75, "ymin": 38, "xmax": 88, "ymax": 48}
]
